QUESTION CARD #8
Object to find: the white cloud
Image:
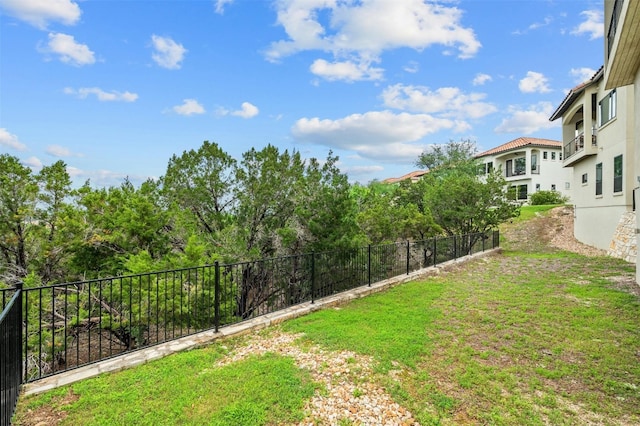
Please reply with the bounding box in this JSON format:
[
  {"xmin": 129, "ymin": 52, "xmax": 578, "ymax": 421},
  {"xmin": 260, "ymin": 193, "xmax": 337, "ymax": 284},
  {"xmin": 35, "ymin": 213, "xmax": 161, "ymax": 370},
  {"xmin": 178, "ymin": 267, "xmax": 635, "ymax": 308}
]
[
  {"xmin": 266, "ymin": 0, "xmax": 480, "ymax": 81},
  {"xmin": 231, "ymin": 102, "xmax": 259, "ymax": 118},
  {"xmin": 341, "ymin": 165, "xmax": 385, "ymax": 176},
  {"xmin": 494, "ymin": 102, "xmax": 559, "ymax": 134},
  {"xmin": 292, "ymin": 110, "xmax": 459, "ymax": 162},
  {"xmin": 571, "ymin": 10, "xmax": 603, "ymax": 40},
  {"xmin": 570, "ymin": 67, "xmax": 598, "ymax": 84},
  {"xmin": 214, "ymin": 0, "xmax": 234, "ymax": 14},
  {"xmin": 472, "ymin": 73, "xmax": 492, "ymax": 86},
  {"xmin": 310, "ymin": 58, "xmax": 383, "ymax": 81},
  {"xmin": 64, "ymin": 87, "xmax": 138, "ymax": 102},
  {"xmin": 519, "ymin": 71, "xmax": 551, "ymax": 93},
  {"xmin": 64, "ymin": 165, "xmax": 152, "ymax": 186},
  {"xmin": 528, "ymin": 16, "xmax": 553, "ymax": 31},
  {"xmin": 42, "ymin": 32, "xmax": 95, "ymax": 66},
  {"xmin": 0, "ymin": 0, "xmax": 81, "ymax": 29},
  {"xmin": 173, "ymin": 99, "xmax": 206, "ymax": 116},
  {"xmin": 45, "ymin": 144, "xmax": 83, "ymax": 158},
  {"xmin": 151, "ymin": 35, "xmax": 187, "ymax": 69},
  {"xmin": 23, "ymin": 156, "xmax": 43, "ymax": 170},
  {"xmin": 0, "ymin": 128, "xmax": 27, "ymax": 151},
  {"xmin": 381, "ymin": 84, "xmax": 496, "ymax": 120},
  {"xmin": 403, "ymin": 61, "xmax": 419, "ymax": 73}
]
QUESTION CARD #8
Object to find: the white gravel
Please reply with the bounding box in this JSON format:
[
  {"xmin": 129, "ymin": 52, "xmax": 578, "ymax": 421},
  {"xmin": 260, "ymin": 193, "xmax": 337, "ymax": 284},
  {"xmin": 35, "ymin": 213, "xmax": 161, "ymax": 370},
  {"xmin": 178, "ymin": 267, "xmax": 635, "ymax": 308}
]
[{"xmin": 217, "ymin": 330, "xmax": 419, "ymax": 425}]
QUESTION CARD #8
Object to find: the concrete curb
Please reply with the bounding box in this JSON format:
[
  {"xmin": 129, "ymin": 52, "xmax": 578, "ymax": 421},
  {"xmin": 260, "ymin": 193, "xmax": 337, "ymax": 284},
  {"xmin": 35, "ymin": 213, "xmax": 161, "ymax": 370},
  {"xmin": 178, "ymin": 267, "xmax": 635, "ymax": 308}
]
[{"xmin": 22, "ymin": 247, "xmax": 501, "ymax": 396}]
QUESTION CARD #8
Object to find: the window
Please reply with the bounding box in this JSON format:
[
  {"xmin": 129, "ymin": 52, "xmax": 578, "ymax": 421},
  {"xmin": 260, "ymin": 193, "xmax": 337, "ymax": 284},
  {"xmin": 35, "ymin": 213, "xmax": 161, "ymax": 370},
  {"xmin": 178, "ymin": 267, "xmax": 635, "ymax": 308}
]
[
  {"xmin": 596, "ymin": 162, "xmax": 603, "ymax": 195},
  {"xmin": 551, "ymin": 152, "xmax": 556, "ymax": 160},
  {"xmin": 531, "ymin": 154, "xmax": 538, "ymax": 173},
  {"xmin": 582, "ymin": 173, "xmax": 588, "ymax": 184},
  {"xmin": 514, "ymin": 157, "xmax": 526, "ymax": 175},
  {"xmin": 565, "ymin": 182, "xmax": 570, "ymax": 190},
  {"xmin": 543, "ymin": 151, "xmax": 548, "ymax": 160},
  {"xmin": 486, "ymin": 161, "xmax": 493, "ymax": 174},
  {"xmin": 517, "ymin": 184, "xmax": 528, "ymax": 200},
  {"xmin": 599, "ymin": 89, "xmax": 617, "ymax": 126},
  {"xmin": 536, "ymin": 183, "xmax": 540, "ymax": 191},
  {"xmin": 559, "ymin": 152, "xmax": 563, "ymax": 160},
  {"xmin": 614, "ymin": 155, "xmax": 623, "ymax": 192},
  {"xmin": 551, "ymin": 184, "xmax": 556, "ymax": 191},
  {"xmin": 506, "ymin": 159, "xmax": 512, "ymax": 177}
]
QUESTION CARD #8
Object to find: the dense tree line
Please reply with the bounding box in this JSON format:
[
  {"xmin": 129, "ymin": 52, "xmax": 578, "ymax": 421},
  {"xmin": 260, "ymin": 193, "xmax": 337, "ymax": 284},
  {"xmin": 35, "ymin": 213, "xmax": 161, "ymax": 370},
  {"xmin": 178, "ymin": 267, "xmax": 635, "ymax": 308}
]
[
  {"xmin": 0, "ymin": 139, "xmax": 518, "ymax": 288},
  {"xmin": 2, "ymin": 140, "xmax": 520, "ymax": 376}
]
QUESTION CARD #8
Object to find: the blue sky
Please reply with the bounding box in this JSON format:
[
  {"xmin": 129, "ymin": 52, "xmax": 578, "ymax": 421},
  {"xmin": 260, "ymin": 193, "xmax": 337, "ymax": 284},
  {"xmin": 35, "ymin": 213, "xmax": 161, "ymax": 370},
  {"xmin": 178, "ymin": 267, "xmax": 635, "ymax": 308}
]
[{"xmin": 1, "ymin": 0, "xmax": 604, "ymax": 187}]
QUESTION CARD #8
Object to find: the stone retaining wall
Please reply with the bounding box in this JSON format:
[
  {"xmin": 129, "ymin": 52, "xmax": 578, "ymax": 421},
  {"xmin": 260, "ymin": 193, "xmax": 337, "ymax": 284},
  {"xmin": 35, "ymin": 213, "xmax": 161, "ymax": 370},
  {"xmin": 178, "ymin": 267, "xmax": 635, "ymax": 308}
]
[{"xmin": 608, "ymin": 211, "xmax": 638, "ymax": 263}]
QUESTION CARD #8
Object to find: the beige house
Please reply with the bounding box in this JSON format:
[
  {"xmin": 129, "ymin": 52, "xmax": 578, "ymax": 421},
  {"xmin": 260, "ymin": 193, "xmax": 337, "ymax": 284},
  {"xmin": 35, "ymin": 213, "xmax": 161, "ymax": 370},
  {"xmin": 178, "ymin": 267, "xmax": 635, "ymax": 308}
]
[
  {"xmin": 549, "ymin": 0, "xmax": 638, "ymax": 283},
  {"xmin": 604, "ymin": 0, "xmax": 640, "ymax": 283},
  {"xmin": 476, "ymin": 137, "xmax": 572, "ymax": 203}
]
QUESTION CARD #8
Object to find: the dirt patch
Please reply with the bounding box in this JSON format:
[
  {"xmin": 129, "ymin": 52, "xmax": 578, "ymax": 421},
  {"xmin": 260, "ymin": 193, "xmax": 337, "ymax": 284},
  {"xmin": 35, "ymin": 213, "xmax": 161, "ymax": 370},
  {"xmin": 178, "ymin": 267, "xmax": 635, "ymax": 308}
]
[
  {"xmin": 501, "ymin": 206, "xmax": 608, "ymax": 257},
  {"xmin": 15, "ymin": 388, "xmax": 78, "ymax": 426}
]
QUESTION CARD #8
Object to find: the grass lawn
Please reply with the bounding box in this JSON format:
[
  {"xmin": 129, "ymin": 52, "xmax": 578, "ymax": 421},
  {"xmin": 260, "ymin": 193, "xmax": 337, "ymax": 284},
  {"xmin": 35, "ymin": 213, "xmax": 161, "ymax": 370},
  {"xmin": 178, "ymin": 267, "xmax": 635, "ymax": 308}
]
[{"xmin": 14, "ymin": 206, "xmax": 640, "ymax": 425}]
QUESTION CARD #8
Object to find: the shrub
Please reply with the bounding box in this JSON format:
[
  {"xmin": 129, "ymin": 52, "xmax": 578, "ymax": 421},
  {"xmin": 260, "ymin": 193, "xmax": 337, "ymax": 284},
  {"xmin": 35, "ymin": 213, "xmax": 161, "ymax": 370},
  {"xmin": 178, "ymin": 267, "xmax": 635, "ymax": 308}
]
[{"xmin": 530, "ymin": 190, "xmax": 568, "ymax": 205}]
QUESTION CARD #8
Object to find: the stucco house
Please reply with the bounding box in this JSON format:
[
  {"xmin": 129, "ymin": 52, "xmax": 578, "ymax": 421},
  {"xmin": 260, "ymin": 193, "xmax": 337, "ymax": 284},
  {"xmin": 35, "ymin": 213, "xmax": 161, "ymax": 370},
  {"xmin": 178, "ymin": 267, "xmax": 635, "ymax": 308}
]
[
  {"xmin": 475, "ymin": 137, "xmax": 572, "ymax": 203},
  {"xmin": 604, "ymin": 0, "xmax": 639, "ymax": 283},
  {"xmin": 549, "ymin": 0, "xmax": 638, "ymax": 282}
]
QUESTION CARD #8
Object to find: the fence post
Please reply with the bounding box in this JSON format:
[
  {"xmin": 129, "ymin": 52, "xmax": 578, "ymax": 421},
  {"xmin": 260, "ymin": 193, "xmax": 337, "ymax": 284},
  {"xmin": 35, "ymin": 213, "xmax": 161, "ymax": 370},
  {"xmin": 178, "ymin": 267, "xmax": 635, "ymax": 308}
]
[
  {"xmin": 454, "ymin": 235, "xmax": 459, "ymax": 259},
  {"xmin": 311, "ymin": 253, "xmax": 315, "ymax": 304},
  {"xmin": 482, "ymin": 232, "xmax": 486, "ymax": 252},
  {"xmin": 16, "ymin": 282, "xmax": 24, "ymax": 385},
  {"xmin": 406, "ymin": 241, "xmax": 410, "ymax": 275},
  {"xmin": 214, "ymin": 262, "xmax": 220, "ymax": 333},
  {"xmin": 367, "ymin": 245, "xmax": 371, "ymax": 287},
  {"xmin": 433, "ymin": 237, "xmax": 437, "ymax": 266}
]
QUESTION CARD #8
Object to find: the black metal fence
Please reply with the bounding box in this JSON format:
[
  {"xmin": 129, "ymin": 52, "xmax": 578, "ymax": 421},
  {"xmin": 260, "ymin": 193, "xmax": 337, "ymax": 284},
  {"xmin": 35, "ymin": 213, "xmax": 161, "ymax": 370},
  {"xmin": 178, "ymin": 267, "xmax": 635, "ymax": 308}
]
[
  {"xmin": 1, "ymin": 284, "xmax": 22, "ymax": 426},
  {"xmin": 1, "ymin": 231, "xmax": 499, "ymax": 393}
]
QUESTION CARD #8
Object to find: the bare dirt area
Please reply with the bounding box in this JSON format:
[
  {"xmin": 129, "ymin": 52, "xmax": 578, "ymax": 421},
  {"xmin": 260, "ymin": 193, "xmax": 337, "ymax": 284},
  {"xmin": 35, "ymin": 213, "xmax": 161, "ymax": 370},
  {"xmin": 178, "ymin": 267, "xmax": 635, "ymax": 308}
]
[{"xmin": 500, "ymin": 205, "xmax": 607, "ymax": 256}]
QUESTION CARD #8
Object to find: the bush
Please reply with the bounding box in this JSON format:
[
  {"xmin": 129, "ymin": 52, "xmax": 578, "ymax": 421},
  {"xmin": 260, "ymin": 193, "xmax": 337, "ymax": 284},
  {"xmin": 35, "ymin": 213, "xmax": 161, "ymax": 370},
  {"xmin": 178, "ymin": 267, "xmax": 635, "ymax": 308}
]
[{"xmin": 530, "ymin": 190, "xmax": 568, "ymax": 205}]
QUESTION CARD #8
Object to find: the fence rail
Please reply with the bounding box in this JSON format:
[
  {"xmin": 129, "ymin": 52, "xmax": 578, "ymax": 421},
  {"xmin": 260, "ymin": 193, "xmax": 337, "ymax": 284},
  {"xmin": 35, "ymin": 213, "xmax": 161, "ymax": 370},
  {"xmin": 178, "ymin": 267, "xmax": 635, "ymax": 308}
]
[{"xmin": 0, "ymin": 231, "xmax": 499, "ymax": 398}]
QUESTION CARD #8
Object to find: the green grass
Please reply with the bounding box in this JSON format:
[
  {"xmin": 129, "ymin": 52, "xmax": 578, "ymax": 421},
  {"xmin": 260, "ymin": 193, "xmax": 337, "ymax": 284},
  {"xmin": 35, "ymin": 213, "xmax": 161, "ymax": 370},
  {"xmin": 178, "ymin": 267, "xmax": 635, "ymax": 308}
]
[
  {"xmin": 15, "ymin": 345, "xmax": 315, "ymax": 426},
  {"xmin": 282, "ymin": 280, "xmax": 445, "ymax": 371},
  {"xmin": 14, "ymin": 210, "xmax": 640, "ymax": 425},
  {"xmin": 514, "ymin": 204, "xmax": 564, "ymax": 222}
]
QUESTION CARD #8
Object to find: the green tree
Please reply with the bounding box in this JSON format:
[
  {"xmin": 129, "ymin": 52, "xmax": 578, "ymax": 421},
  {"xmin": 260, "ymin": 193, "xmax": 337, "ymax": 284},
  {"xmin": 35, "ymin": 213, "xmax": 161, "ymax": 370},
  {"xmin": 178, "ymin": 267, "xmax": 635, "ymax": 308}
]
[
  {"xmin": 234, "ymin": 145, "xmax": 305, "ymax": 259},
  {"xmin": 355, "ymin": 180, "xmax": 440, "ymax": 243},
  {"xmin": 0, "ymin": 154, "xmax": 38, "ymax": 283},
  {"xmin": 416, "ymin": 138, "xmax": 479, "ymax": 176},
  {"xmin": 416, "ymin": 140, "xmax": 519, "ymax": 248},
  {"xmin": 295, "ymin": 153, "xmax": 363, "ymax": 252},
  {"xmin": 162, "ymin": 141, "xmax": 237, "ymax": 240},
  {"xmin": 71, "ymin": 179, "xmax": 171, "ymax": 277},
  {"xmin": 33, "ymin": 160, "xmax": 76, "ymax": 283}
]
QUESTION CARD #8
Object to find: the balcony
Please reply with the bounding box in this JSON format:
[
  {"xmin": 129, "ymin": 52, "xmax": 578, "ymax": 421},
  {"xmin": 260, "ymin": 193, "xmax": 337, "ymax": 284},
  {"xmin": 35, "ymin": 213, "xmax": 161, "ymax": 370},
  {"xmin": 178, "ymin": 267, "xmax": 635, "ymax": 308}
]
[{"xmin": 563, "ymin": 130, "xmax": 598, "ymax": 165}]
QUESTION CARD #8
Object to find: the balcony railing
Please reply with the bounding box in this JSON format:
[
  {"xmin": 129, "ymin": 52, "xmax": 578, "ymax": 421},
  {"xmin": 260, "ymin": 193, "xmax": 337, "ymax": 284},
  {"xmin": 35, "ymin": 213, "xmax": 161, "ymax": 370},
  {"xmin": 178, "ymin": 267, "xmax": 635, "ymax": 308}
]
[{"xmin": 564, "ymin": 130, "xmax": 598, "ymax": 160}]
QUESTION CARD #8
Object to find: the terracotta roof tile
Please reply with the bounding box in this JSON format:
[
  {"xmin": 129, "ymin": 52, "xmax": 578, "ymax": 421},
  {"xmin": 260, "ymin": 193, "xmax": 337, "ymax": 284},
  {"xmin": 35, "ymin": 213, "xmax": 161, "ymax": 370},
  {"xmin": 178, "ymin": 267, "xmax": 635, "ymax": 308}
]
[
  {"xmin": 475, "ymin": 137, "xmax": 562, "ymax": 158},
  {"xmin": 382, "ymin": 170, "xmax": 428, "ymax": 184}
]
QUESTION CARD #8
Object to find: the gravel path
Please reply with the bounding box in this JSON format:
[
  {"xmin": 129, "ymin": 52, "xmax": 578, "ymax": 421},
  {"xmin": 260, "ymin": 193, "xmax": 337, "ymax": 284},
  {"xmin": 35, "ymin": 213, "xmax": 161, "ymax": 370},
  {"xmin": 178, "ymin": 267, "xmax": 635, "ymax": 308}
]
[{"xmin": 218, "ymin": 331, "xmax": 418, "ymax": 426}]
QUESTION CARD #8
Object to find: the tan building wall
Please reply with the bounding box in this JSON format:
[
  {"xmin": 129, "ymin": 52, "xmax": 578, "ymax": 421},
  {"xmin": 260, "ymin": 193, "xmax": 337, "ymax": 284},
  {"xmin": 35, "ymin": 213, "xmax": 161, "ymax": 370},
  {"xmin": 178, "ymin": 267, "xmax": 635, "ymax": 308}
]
[{"xmin": 562, "ymin": 84, "xmax": 635, "ymax": 252}]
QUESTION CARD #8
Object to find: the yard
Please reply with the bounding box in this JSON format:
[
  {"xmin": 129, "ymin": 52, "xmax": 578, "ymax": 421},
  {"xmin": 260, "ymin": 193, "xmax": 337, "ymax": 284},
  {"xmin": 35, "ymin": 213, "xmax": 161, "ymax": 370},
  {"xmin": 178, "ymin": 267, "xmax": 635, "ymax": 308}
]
[{"xmin": 13, "ymin": 206, "xmax": 640, "ymax": 425}]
